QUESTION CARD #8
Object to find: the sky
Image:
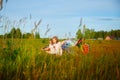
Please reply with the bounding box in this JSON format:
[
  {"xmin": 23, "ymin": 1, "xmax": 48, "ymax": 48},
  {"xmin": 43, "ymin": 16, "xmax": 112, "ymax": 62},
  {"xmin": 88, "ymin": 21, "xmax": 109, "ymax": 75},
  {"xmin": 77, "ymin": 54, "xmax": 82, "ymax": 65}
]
[{"xmin": 0, "ymin": 0, "xmax": 120, "ymax": 38}]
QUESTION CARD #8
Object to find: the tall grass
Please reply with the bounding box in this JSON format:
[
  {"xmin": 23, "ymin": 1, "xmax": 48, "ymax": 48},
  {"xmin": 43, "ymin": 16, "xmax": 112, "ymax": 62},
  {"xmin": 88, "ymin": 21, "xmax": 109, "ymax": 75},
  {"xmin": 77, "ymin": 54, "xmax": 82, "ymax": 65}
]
[{"xmin": 0, "ymin": 39, "xmax": 120, "ymax": 80}]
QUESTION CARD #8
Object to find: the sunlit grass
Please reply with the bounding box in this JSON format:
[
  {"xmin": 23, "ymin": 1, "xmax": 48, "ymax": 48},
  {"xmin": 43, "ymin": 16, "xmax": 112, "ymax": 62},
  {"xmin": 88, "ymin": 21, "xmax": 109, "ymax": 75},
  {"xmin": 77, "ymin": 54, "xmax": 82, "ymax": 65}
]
[{"xmin": 0, "ymin": 39, "xmax": 120, "ymax": 80}]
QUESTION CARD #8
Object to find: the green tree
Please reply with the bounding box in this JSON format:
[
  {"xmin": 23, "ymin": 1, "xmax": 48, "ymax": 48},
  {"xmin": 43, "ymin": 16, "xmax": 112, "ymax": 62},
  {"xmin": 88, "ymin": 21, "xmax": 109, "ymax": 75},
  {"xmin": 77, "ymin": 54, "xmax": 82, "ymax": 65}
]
[
  {"xmin": 104, "ymin": 31, "xmax": 107, "ymax": 37},
  {"xmin": 10, "ymin": 27, "xmax": 16, "ymax": 38},
  {"xmin": 76, "ymin": 29, "xmax": 83, "ymax": 39},
  {"xmin": 16, "ymin": 28, "xmax": 22, "ymax": 38},
  {"xmin": 23, "ymin": 33, "xmax": 31, "ymax": 39},
  {"xmin": 116, "ymin": 30, "xmax": 120, "ymax": 39},
  {"xmin": 85, "ymin": 28, "xmax": 91, "ymax": 39},
  {"xmin": 90, "ymin": 29, "xmax": 95, "ymax": 39},
  {"xmin": 100, "ymin": 31, "xmax": 105, "ymax": 38},
  {"xmin": 35, "ymin": 32, "xmax": 40, "ymax": 39},
  {"xmin": 8, "ymin": 27, "xmax": 22, "ymax": 38},
  {"xmin": 0, "ymin": 35, "xmax": 3, "ymax": 38}
]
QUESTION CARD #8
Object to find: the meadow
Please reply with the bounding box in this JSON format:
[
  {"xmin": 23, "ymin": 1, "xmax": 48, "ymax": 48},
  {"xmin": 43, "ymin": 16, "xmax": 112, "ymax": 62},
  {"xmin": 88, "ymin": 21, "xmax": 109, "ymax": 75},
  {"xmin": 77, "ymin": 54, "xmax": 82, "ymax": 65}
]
[{"xmin": 0, "ymin": 39, "xmax": 120, "ymax": 80}]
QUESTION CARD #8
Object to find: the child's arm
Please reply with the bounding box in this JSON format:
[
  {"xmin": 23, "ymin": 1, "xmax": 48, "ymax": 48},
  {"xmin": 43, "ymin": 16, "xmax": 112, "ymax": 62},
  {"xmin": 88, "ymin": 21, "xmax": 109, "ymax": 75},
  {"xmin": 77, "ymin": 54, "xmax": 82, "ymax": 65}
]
[
  {"xmin": 41, "ymin": 45, "xmax": 50, "ymax": 51},
  {"xmin": 44, "ymin": 47, "xmax": 50, "ymax": 51}
]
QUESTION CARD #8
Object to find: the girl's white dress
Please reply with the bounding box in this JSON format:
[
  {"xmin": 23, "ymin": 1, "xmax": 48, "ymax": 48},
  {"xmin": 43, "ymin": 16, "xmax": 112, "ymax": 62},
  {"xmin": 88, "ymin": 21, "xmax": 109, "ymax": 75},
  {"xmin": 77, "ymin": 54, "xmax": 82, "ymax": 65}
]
[{"xmin": 49, "ymin": 42, "xmax": 62, "ymax": 55}]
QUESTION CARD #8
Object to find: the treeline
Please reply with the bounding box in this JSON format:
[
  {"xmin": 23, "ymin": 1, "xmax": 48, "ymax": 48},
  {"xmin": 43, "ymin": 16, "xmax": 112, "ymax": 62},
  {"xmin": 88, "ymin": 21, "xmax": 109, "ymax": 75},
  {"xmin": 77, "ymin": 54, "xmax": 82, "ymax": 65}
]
[
  {"xmin": 0, "ymin": 27, "xmax": 40, "ymax": 39},
  {"xmin": 93, "ymin": 30, "xmax": 120, "ymax": 39},
  {"xmin": 0, "ymin": 27, "xmax": 120, "ymax": 40},
  {"xmin": 76, "ymin": 26, "xmax": 120, "ymax": 39}
]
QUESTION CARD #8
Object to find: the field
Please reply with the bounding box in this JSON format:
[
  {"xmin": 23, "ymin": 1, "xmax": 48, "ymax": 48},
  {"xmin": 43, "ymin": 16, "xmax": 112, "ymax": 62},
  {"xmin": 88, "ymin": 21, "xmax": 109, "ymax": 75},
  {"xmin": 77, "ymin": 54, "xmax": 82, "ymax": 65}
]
[{"xmin": 0, "ymin": 39, "xmax": 120, "ymax": 80}]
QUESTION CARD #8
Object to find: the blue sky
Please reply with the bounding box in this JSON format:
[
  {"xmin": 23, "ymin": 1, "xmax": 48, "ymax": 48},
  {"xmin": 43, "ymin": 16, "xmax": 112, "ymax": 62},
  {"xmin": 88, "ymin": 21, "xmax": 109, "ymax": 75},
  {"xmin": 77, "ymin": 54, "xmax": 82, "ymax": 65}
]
[{"xmin": 0, "ymin": 0, "xmax": 120, "ymax": 38}]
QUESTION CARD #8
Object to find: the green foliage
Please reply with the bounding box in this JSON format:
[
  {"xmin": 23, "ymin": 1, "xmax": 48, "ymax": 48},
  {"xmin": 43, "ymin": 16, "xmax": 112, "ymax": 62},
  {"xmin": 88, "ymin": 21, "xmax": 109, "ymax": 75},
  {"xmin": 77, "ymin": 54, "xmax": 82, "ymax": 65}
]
[
  {"xmin": 16, "ymin": 28, "xmax": 22, "ymax": 38},
  {"xmin": 76, "ymin": 26, "xmax": 120, "ymax": 39},
  {"xmin": 35, "ymin": 32, "xmax": 40, "ymax": 39},
  {"xmin": 3, "ymin": 27, "xmax": 22, "ymax": 38},
  {"xmin": 84, "ymin": 28, "xmax": 91, "ymax": 39},
  {"xmin": 76, "ymin": 25, "xmax": 95, "ymax": 39},
  {"xmin": 0, "ymin": 35, "xmax": 3, "ymax": 38},
  {"xmin": 0, "ymin": 27, "xmax": 42, "ymax": 39},
  {"xmin": 76, "ymin": 29, "xmax": 83, "ymax": 39},
  {"xmin": 23, "ymin": 33, "xmax": 32, "ymax": 39}
]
